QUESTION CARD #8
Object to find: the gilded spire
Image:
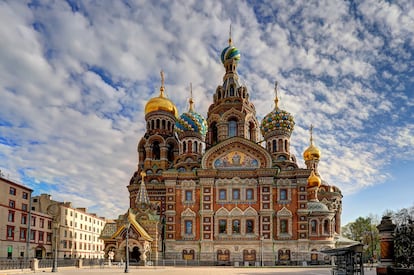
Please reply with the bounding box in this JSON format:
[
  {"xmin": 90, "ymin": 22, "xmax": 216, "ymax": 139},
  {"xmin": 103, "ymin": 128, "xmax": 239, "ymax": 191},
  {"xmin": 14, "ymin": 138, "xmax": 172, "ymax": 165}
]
[
  {"xmin": 228, "ymin": 24, "xmax": 232, "ymax": 45},
  {"xmin": 160, "ymin": 70, "xmax": 165, "ymax": 97},
  {"xmin": 136, "ymin": 171, "xmax": 150, "ymax": 206},
  {"xmin": 310, "ymin": 124, "xmax": 314, "ymax": 145},
  {"xmin": 274, "ymin": 81, "xmax": 279, "ymax": 109},
  {"xmin": 189, "ymin": 83, "xmax": 194, "ymax": 112}
]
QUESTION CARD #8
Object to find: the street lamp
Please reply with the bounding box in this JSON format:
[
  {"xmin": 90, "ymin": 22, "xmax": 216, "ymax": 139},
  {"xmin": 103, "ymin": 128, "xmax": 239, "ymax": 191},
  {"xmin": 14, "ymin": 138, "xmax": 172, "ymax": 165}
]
[
  {"xmin": 51, "ymin": 222, "xmax": 59, "ymax": 272},
  {"xmin": 125, "ymin": 222, "xmax": 131, "ymax": 273},
  {"xmin": 260, "ymin": 236, "xmax": 264, "ymax": 266}
]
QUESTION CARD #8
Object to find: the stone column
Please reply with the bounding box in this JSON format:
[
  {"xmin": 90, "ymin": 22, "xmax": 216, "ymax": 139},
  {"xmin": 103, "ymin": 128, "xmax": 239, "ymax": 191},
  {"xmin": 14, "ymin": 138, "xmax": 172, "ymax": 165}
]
[{"xmin": 376, "ymin": 216, "xmax": 396, "ymax": 275}]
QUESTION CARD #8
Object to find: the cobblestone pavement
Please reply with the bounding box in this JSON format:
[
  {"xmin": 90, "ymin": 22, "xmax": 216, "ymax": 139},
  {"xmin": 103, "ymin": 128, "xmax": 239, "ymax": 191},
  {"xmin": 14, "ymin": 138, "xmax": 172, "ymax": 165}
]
[{"xmin": 2, "ymin": 266, "xmax": 378, "ymax": 275}]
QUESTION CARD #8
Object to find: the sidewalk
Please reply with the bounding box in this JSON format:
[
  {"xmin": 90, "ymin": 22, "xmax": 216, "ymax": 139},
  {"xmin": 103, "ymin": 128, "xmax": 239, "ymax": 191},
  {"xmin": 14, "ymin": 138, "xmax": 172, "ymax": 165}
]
[{"xmin": 1, "ymin": 265, "xmax": 378, "ymax": 275}]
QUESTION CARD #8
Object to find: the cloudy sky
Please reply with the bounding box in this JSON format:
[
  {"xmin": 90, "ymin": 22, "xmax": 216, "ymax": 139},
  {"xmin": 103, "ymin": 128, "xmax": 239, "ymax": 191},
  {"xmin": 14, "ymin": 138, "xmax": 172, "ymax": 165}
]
[{"xmin": 1, "ymin": 0, "xmax": 413, "ymax": 225}]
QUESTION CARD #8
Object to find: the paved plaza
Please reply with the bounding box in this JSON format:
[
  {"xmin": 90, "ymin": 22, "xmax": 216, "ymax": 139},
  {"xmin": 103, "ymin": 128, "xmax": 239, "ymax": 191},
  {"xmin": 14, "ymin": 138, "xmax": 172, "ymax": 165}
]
[{"xmin": 3, "ymin": 266, "xmax": 378, "ymax": 275}]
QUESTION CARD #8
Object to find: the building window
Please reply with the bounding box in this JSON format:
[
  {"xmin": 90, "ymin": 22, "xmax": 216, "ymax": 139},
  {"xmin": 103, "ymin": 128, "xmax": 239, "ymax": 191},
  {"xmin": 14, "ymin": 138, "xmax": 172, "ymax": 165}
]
[
  {"xmin": 39, "ymin": 232, "xmax": 44, "ymax": 242},
  {"xmin": 280, "ymin": 219, "xmax": 288, "ymax": 233},
  {"xmin": 232, "ymin": 220, "xmax": 240, "ymax": 234},
  {"xmin": 232, "ymin": 189, "xmax": 240, "ymax": 200},
  {"xmin": 9, "ymin": 187, "xmax": 16, "ymax": 195},
  {"xmin": 20, "ymin": 228, "xmax": 27, "ymax": 240},
  {"xmin": 30, "ymin": 230, "xmax": 36, "ymax": 241},
  {"xmin": 40, "ymin": 218, "xmax": 44, "ymax": 228},
  {"xmin": 8, "ymin": 211, "xmax": 15, "ymax": 222},
  {"xmin": 22, "ymin": 192, "xmax": 28, "ymax": 199},
  {"xmin": 272, "ymin": 140, "xmax": 277, "ymax": 152},
  {"xmin": 9, "ymin": 200, "xmax": 15, "ymax": 208},
  {"xmin": 185, "ymin": 190, "xmax": 193, "ymax": 202},
  {"xmin": 246, "ymin": 188, "xmax": 254, "ymax": 200},
  {"xmin": 280, "ymin": 189, "xmax": 287, "ymax": 200},
  {"xmin": 311, "ymin": 220, "xmax": 317, "ymax": 234},
  {"xmin": 219, "ymin": 189, "xmax": 226, "ymax": 200},
  {"xmin": 21, "ymin": 214, "xmax": 27, "ymax": 224},
  {"xmin": 48, "ymin": 221, "xmax": 52, "ymax": 229},
  {"xmin": 228, "ymin": 119, "xmax": 237, "ymax": 137},
  {"xmin": 7, "ymin": 226, "xmax": 14, "ymax": 239},
  {"xmin": 219, "ymin": 220, "xmax": 227, "ymax": 234},
  {"xmin": 246, "ymin": 220, "xmax": 254, "ymax": 234},
  {"xmin": 31, "ymin": 217, "xmax": 36, "ymax": 227},
  {"xmin": 22, "ymin": 203, "xmax": 28, "ymax": 211},
  {"xmin": 185, "ymin": 220, "xmax": 192, "ymax": 235},
  {"xmin": 323, "ymin": 220, "xmax": 330, "ymax": 234}
]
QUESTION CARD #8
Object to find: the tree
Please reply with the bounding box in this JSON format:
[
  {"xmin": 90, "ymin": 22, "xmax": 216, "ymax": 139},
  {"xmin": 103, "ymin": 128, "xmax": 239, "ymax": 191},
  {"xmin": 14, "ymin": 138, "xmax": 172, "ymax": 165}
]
[{"xmin": 342, "ymin": 216, "xmax": 379, "ymax": 261}]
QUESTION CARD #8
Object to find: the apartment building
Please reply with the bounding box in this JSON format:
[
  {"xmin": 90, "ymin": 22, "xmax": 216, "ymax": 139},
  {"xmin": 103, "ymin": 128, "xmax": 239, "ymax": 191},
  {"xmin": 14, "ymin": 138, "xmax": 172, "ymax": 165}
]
[
  {"xmin": 32, "ymin": 194, "xmax": 106, "ymax": 259},
  {"xmin": 0, "ymin": 174, "xmax": 52, "ymax": 259}
]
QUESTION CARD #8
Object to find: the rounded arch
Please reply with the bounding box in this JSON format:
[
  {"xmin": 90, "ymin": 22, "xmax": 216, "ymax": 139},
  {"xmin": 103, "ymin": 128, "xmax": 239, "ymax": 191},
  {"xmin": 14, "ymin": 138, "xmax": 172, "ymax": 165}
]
[{"xmin": 221, "ymin": 108, "xmax": 244, "ymax": 122}]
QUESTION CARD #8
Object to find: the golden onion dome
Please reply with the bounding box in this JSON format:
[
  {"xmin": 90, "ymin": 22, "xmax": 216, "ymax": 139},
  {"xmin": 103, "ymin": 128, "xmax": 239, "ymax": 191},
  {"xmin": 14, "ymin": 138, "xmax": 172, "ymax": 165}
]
[
  {"xmin": 144, "ymin": 71, "xmax": 178, "ymax": 117},
  {"xmin": 303, "ymin": 125, "xmax": 321, "ymax": 161},
  {"xmin": 307, "ymin": 170, "xmax": 321, "ymax": 188},
  {"xmin": 303, "ymin": 144, "xmax": 321, "ymax": 161}
]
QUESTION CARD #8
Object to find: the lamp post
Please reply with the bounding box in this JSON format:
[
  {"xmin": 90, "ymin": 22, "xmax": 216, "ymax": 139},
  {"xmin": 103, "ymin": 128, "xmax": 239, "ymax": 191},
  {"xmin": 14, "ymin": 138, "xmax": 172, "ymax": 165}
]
[
  {"xmin": 260, "ymin": 236, "xmax": 264, "ymax": 266},
  {"xmin": 125, "ymin": 222, "xmax": 130, "ymax": 273},
  {"xmin": 51, "ymin": 222, "xmax": 59, "ymax": 272}
]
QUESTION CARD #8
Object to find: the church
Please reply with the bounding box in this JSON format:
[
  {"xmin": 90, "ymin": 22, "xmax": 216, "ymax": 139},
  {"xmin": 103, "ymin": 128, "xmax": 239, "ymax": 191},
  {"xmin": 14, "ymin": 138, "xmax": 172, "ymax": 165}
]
[{"xmin": 100, "ymin": 33, "xmax": 343, "ymax": 266}]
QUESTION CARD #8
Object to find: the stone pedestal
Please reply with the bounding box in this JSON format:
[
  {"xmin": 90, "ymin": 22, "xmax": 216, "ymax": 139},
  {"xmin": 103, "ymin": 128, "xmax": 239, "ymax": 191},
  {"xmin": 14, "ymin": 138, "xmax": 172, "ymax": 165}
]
[{"xmin": 376, "ymin": 216, "xmax": 396, "ymax": 275}]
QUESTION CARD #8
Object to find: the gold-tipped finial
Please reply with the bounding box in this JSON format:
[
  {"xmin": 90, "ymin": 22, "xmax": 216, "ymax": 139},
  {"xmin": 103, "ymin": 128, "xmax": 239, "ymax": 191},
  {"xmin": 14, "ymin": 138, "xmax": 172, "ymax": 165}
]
[
  {"xmin": 274, "ymin": 81, "xmax": 279, "ymax": 109},
  {"xmin": 189, "ymin": 83, "xmax": 194, "ymax": 112},
  {"xmin": 160, "ymin": 70, "xmax": 165, "ymax": 96},
  {"xmin": 140, "ymin": 171, "xmax": 146, "ymax": 182},
  {"xmin": 228, "ymin": 24, "xmax": 232, "ymax": 45}
]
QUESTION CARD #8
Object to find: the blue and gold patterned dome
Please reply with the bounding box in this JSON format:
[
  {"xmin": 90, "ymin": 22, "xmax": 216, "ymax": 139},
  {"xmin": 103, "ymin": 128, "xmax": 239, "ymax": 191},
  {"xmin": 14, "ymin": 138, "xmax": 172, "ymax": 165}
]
[
  {"xmin": 175, "ymin": 94, "xmax": 207, "ymax": 136},
  {"xmin": 176, "ymin": 110, "xmax": 207, "ymax": 136},
  {"xmin": 221, "ymin": 44, "xmax": 240, "ymax": 64},
  {"xmin": 260, "ymin": 84, "xmax": 295, "ymax": 137}
]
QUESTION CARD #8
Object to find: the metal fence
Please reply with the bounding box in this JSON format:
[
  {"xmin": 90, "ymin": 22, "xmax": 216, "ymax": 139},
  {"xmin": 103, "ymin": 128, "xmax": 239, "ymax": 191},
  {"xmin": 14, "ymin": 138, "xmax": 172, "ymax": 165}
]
[{"xmin": 0, "ymin": 258, "xmax": 31, "ymax": 270}]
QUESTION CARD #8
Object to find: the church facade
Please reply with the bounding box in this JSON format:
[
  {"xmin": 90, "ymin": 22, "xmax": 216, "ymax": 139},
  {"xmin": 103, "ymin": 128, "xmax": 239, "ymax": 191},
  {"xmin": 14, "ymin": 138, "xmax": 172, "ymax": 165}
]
[{"xmin": 101, "ymin": 35, "xmax": 342, "ymax": 265}]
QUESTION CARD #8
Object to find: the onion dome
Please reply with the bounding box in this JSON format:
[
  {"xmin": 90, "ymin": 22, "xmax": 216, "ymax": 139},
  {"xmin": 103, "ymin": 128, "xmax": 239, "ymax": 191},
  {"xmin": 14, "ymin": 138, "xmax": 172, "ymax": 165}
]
[
  {"xmin": 175, "ymin": 85, "xmax": 207, "ymax": 136},
  {"xmin": 303, "ymin": 125, "xmax": 321, "ymax": 161},
  {"xmin": 145, "ymin": 71, "xmax": 178, "ymax": 117},
  {"xmin": 260, "ymin": 82, "xmax": 295, "ymax": 137},
  {"xmin": 307, "ymin": 169, "xmax": 321, "ymax": 188},
  {"xmin": 220, "ymin": 27, "xmax": 240, "ymax": 64}
]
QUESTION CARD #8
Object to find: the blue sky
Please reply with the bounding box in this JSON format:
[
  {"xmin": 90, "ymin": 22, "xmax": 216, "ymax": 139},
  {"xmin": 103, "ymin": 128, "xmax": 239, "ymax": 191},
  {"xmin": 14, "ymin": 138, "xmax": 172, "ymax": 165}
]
[{"xmin": 0, "ymin": 0, "xmax": 413, "ymax": 225}]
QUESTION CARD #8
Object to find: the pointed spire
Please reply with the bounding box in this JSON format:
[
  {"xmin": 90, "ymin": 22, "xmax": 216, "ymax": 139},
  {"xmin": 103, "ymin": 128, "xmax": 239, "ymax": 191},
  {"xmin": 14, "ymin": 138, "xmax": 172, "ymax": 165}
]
[
  {"xmin": 228, "ymin": 24, "xmax": 232, "ymax": 45},
  {"xmin": 160, "ymin": 70, "xmax": 165, "ymax": 97},
  {"xmin": 136, "ymin": 171, "xmax": 150, "ymax": 206},
  {"xmin": 188, "ymin": 83, "xmax": 194, "ymax": 112},
  {"xmin": 310, "ymin": 124, "xmax": 314, "ymax": 145},
  {"xmin": 274, "ymin": 81, "xmax": 279, "ymax": 109}
]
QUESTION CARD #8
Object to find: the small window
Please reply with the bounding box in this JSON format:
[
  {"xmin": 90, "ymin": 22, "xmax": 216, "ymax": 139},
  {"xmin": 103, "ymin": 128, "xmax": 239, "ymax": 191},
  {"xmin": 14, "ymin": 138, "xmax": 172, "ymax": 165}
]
[
  {"xmin": 232, "ymin": 189, "xmax": 240, "ymax": 200},
  {"xmin": 219, "ymin": 220, "xmax": 227, "ymax": 234},
  {"xmin": 21, "ymin": 214, "xmax": 27, "ymax": 225},
  {"xmin": 185, "ymin": 190, "xmax": 193, "ymax": 201},
  {"xmin": 22, "ymin": 203, "xmax": 28, "ymax": 211},
  {"xmin": 185, "ymin": 220, "xmax": 192, "ymax": 235},
  {"xmin": 22, "ymin": 192, "xmax": 28, "ymax": 200},
  {"xmin": 219, "ymin": 189, "xmax": 226, "ymax": 200},
  {"xmin": 246, "ymin": 220, "xmax": 254, "ymax": 234},
  {"xmin": 280, "ymin": 219, "xmax": 288, "ymax": 233},
  {"xmin": 8, "ymin": 211, "xmax": 15, "ymax": 222},
  {"xmin": 246, "ymin": 189, "xmax": 254, "ymax": 200},
  {"xmin": 9, "ymin": 200, "xmax": 15, "ymax": 208},
  {"xmin": 9, "ymin": 187, "xmax": 16, "ymax": 195},
  {"xmin": 311, "ymin": 220, "xmax": 317, "ymax": 234},
  {"xmin": 232, "ymin": 220, "xmax": 240, "ymax": 233},
  {"xmin": 280, "ymin": 189, "xmax": 287, "ymax": 200},
  {"xmin": 228, "ymin": 119, "xmax": 237, "ymax": 137}
]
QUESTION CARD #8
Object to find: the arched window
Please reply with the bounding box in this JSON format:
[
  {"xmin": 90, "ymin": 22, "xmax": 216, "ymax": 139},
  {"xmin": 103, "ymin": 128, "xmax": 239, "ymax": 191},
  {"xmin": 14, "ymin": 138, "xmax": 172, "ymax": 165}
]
[
  {"xmin": 311, "ymin": 220, "xmax": 317, "ymax": 234},
  {"xmin": 152, "ymin": 141, "xmax": 160, "ymax": 160},
  {"xmin": 210, "ymin": 122, "xmax": 218, "ymax": 145},
  {"xmin": 278, "ymin": 139, "xmax": 283, "ymax": 152},
  {"xmin": 249, "ymin": 122, "xmax": 255, "ymax": 141},
  {"xmin": 188, "ymin": 141, "xmax": 192, "ymax": 153},
  {"xmin": 156, "ymin": 119, "xmax": 160, "ymax": 129},
  {"xmin": 168, "ymin": 121, "xmax": 171, "ymax": 131},
  {"xmin": 272, "ymin": 140, "xmax": 277, "ymax": 152},
  {"xmin": 323, "ymin": 220, "xmax": 330, "ymax": 234},
  {"xmin": 162, "ymin": 120, "xmax": 166, "ymax": 129},
  {"xmin": 230, "ymin": 86, "xmax": 234, "ymax": 96},
  {"xmin": 167, "ymin": 143, "xmax": 174, "ymax": 162},
  {"xmin": 183, "ymin": 141, "xmax": 187, "ymax": 153},
  {"xmin": 232, "ymin": 220, "xmax": 240, "ymax": 233},
  {"xmin": 151, "ymin": 120, "xmax": 154, "ymax": 130},
  {"xmin": 194, "ymin": 141, "xmax": 198, "ymax": 153},
  {"xmin": 228, "ymin": 119, "xmax": 237, "ymax": 137},
  {"xmin": 285, "ymin": 140, "xmax": 288, "ymax": 151}
]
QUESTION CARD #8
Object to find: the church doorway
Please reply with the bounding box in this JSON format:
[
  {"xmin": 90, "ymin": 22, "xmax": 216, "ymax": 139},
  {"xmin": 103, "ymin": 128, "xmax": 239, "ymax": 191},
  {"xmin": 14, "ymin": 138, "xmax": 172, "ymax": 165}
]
[{"xmin": 131, "ymin": 246, "xmax": 141, "ymax": 263}]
